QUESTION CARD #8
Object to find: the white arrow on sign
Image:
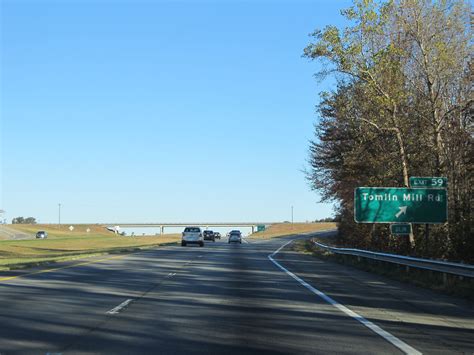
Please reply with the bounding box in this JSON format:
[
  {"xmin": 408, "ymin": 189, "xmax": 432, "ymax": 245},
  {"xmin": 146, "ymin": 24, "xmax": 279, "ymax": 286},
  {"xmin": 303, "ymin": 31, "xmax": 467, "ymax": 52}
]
[{"xmin": 395, "ymin": 206, "xmax": 407, "ymax": 218}]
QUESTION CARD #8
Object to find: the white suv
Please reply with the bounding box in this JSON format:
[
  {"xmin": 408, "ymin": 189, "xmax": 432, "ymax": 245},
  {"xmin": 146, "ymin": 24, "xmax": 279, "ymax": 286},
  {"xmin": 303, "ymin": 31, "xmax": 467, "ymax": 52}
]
[{"xmin": 181, "ymin": 227, "xmax": 204, "ymax": 247}]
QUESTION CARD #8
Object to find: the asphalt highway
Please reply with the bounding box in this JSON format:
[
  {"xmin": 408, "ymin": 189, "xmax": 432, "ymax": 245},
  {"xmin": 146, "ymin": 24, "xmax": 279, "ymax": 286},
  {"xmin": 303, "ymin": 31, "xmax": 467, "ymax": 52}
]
[{"xmin": 0, "ymin": 231, "xmax": 472, "ymax": 354}]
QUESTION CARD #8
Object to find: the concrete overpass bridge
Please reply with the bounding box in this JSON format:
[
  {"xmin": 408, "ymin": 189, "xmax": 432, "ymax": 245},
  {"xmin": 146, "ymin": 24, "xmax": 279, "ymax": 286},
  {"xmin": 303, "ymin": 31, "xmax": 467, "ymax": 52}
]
[{"xmin": 101, "ymin": 222, "xmax": 277, "ymax": 234}]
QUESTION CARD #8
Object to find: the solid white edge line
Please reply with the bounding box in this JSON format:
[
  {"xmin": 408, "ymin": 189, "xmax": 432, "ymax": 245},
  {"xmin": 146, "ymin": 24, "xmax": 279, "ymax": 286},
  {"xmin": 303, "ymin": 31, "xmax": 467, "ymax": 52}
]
[
  {"xmin": 268, "ymin": 239, "xmax": 422, "ymax": 355},
  {"xmin": 107, "ymin": 299, "xmax": 134, "ymax": 315}
]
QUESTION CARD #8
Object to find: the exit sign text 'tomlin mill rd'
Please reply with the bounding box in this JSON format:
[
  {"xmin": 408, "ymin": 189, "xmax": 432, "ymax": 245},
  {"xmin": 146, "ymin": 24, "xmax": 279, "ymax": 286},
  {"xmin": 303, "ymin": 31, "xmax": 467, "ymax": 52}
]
[{"xmin": 354, "ymin": 187, "xmax": 447, "ymax": 224}]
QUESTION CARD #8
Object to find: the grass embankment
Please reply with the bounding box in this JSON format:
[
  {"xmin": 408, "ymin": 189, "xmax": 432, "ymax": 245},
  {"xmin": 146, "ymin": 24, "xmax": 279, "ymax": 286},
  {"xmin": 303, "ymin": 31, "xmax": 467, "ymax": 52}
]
[
  {"xmin": 0, "ymin": 224, "xmax": 180, "ymax": 270},
  {"xmin": 250, "ymin": 222, "xmax": 336, "ymax": 239}
]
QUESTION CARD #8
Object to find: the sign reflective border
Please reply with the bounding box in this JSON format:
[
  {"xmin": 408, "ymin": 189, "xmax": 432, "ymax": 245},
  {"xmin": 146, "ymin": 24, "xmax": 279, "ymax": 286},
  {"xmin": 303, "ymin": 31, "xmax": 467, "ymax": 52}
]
[{"xmin": 354, "ymin": 187, "xmax": 447, "ymax": 224}]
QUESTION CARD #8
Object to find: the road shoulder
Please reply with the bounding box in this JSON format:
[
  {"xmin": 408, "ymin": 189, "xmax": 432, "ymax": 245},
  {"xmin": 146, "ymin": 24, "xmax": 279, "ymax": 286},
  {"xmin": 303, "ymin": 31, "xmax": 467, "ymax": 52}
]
[{"xmin": 272, "ymin": 238, "xmax": 474, "ymax": 354}]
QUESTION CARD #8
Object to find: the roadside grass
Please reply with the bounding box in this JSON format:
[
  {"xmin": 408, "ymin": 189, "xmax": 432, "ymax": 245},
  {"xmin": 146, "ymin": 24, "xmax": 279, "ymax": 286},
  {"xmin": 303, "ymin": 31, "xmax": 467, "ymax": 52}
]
[
  {"xmin": 293, "ymin": 238, "xmax": 474, "ymax": 301},
  {"xmin": 291, "ymin": 239, "xmax": 316, "ymax": 254},
  {"xmin": 250, "ymin": 223, "xmax": 336, "ymax": 239},
  {"xmin": 0, "ymin": 224, "xmax": 180, "ymax": 270},
  {"xmin": 2, "ymin": 224, "xmax": 126, "ymax": 239}
]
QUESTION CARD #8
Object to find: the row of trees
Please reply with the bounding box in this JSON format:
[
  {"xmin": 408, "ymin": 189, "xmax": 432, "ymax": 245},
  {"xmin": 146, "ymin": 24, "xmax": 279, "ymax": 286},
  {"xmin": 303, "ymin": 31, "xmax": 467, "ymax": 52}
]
[
  {"xmin": 314, "ymin": 217, "xmax": 339, "ymax": 223},
  {"xmin": 305, "ymin": 0, "xmax": 472, "ymax": 261},
  {"xmin": 12, "ymin": 217, "xmax": 37, "ymax": 224}
]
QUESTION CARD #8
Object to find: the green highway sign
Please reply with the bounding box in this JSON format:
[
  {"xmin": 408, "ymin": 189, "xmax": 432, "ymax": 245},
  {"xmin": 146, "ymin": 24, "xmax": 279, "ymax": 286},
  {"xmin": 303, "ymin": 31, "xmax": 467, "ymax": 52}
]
[
  {"xmin": 354, "ymin": 187, "xmax": 447, "ymax": 224},
  {"xmin": 391, "ymin": 223, "xmax": 412, "ymax": 235},
  {"xmin": 409, "ymin": 176, "xmax": 447, "ymax": 188},
  {"xmin": 257, "ymin": 225, "xmax": 266, "ymax": 232}
]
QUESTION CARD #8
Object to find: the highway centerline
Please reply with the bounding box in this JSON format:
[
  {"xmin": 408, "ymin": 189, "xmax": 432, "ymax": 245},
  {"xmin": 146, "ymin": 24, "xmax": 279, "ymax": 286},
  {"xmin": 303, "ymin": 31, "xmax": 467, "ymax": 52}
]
[{"xmin": 268, "ymin": 238, "xmax": 422, "ymax": 355}]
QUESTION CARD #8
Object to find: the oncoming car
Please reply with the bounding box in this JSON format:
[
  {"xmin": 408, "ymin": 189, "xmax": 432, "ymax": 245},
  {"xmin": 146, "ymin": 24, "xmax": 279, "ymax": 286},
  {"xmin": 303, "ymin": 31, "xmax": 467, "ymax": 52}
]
[
  {"xmin": 228, "ymin": 230, "xmax": 242, "ymax": 244},
  {"xmin": 181, "ymin": 227, "xmax": 204, "ymax": 247}
]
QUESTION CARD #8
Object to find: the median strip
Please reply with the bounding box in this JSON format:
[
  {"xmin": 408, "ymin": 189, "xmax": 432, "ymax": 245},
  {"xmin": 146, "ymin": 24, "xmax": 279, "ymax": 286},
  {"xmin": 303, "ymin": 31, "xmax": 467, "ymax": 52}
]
[{"xmin": 0, "ymin": 254, "xmax": 126, "ymax": 283}]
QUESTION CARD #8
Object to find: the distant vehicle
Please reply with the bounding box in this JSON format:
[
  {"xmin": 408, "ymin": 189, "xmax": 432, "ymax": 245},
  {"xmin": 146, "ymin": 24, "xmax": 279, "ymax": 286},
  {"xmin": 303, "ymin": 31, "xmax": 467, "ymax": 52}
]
[
  {"xmin": 106, "ymin": 226, "xmax": 121, "ymax": 234},
  {"xmin": 203, "ymin": 230, "xmax": 215, "ymax": 242},
  {"xmin": 182, "ymin": 227, "xmax": 204, "ymax": 247},
  {"xmin": 35, "ymin": 231, "xmax": 48, "ymax": 239},
  {"xmin": 214, "ymin": 232, "xmax": 221, "ymax": 240},
  {"xmin": 228, "ymin": 230, "xmax": 242, "ymax": 244}
]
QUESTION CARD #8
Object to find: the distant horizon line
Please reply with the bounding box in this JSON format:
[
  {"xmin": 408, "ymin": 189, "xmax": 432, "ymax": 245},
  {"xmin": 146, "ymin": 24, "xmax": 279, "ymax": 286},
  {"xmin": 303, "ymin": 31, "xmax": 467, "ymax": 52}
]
[{"xmin": 2, "ymin": 221, "xmax": 331, "ymax": 226}]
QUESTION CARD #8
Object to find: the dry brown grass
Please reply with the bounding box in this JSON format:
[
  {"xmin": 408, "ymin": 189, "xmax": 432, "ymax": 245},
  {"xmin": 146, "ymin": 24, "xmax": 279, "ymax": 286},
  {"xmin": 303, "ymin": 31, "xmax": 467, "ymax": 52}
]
[
  {"xmin": 0, "ymin": 224, "xmax": 180, "ymax": 269},
  {"xmin": 250, "ymin": 223, "xmax": 336, "ymax": 239},
  {"xmin": 3, "ymin": 224, "xmax": 132, "ymax": 238}
]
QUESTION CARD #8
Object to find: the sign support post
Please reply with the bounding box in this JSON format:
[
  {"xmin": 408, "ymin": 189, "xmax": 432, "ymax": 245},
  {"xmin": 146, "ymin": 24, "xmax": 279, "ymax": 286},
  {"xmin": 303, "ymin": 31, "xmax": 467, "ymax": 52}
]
[{"xmin": 425, "ymin": 223, "xmax": 429, "ymax": 254}]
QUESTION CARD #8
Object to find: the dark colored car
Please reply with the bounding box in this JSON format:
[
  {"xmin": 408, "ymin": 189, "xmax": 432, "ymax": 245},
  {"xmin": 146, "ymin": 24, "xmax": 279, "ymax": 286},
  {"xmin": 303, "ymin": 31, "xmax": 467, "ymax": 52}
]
[
  {"xmin": 214, "ymin": 232, "xmax": 221, "ymax": 240},
  {"xmin": 228, "ymin": 231, "xmax": 242, "ymax": 244},
  {"xmin": 35, "ymin": 231, "xmax": 48, "ymax": 239},
  {"xmin": 203, "ymin": 230, "xmax": 215, "ymax": 242}
]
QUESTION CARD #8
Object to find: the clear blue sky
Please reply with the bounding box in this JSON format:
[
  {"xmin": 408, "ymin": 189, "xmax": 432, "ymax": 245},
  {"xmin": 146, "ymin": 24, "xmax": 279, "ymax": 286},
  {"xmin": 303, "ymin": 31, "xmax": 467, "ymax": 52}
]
[{"xmin": 1, "ymin": 0, "xmax": 351, "ymax": 224}]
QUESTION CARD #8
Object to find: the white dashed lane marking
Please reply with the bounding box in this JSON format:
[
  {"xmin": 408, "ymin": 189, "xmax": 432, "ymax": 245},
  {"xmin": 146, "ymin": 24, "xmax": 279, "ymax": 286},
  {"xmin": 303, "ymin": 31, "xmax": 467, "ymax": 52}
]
[{"xmin": 107, "ymin": 299, "xmax": 134, "ymax": 315}]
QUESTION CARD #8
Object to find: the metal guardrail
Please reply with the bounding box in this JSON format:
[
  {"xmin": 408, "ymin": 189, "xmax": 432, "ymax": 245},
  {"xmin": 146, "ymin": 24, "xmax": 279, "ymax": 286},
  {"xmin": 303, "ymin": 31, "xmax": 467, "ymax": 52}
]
[{"xmin": 312, "ymin": 240, "xmax": 474, "ymax": 278}]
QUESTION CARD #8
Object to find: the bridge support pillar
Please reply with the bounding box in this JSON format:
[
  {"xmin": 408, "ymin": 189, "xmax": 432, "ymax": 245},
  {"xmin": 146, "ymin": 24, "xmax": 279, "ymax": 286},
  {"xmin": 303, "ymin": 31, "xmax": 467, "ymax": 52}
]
[
  {"xmin": 160, "ymin": 226, "xmax": 164, "ymax": 235},
  {"xmin": 251, "ymin": 225, "xmax": 255, "ymax": 234}
]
